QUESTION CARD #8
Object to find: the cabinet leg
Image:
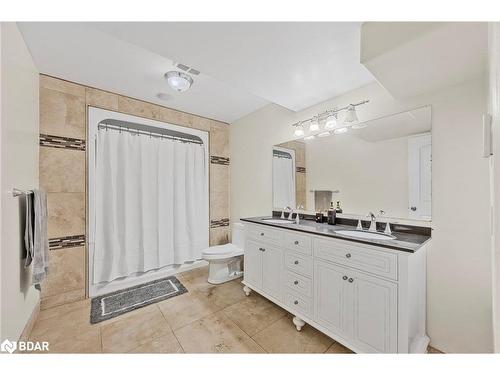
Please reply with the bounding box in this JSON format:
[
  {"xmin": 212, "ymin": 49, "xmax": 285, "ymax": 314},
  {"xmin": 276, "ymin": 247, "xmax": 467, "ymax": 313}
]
[
  {"xmin": 243, "ymin": 285, "xmax": 251, "ymax": 296},
  {"xmin": 292, "ymin": 316, "xmax": 305, "ymax": 331}
]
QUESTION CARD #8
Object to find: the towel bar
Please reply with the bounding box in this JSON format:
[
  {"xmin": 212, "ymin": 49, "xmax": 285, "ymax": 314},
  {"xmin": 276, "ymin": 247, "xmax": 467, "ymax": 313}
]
[{"xmin": 12, "ymin": 188, "xmax": 34, "ymax": 197}]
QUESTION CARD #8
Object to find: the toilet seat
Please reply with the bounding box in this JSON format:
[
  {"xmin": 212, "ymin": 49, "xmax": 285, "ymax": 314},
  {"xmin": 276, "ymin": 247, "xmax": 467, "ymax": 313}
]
[{"xmin": 202, "ymin": 243, "xmax": 243, "ymax": 260}]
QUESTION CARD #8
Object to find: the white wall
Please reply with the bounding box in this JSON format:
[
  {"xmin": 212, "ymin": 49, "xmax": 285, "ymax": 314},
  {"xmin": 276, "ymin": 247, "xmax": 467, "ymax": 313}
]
[
  {"xmin": 230, "ymin": 76, "xmax": 492, "ymax": 352},
  {"xmin": 0, "ymin": 23, "xmax": 40, "ymax": 341},
  {"xmin": 305, "ymin": 133, "xmax": 410, "ymax": 218}
]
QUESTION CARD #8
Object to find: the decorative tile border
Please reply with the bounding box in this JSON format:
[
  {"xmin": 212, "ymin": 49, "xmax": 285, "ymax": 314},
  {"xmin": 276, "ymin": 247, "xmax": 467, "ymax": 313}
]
[
  {"xmin": 49, "ymin": 234, "xmax": 86, "ymax": 250},
  {"xmin": 40, "ymin": 134, "xmax": 86, "ymax": 151},
  {"xmin": 210, "ymin": 218, "xmax": 230, "ymax": 228},
  {"xmin": 296, "ymin": 166, "xmax": 306, "ymax": 173},
  {"xmin": 210, "ymin": 156, "xmax": 230, "ymax": 165}
]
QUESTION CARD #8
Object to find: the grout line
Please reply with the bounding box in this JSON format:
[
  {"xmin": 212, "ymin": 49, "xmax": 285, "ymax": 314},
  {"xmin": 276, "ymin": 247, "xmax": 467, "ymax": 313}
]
[{"xmin": 156, "ymin": 302, "xmax": 185, "ymax": 353}]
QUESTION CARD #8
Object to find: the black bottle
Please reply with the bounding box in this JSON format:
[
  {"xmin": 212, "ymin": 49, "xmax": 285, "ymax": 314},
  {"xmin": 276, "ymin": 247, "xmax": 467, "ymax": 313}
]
[
  {"xmin": 335, "ymin": 201, "xmax": 343, "ymax": 214},
  {"xmin": 327, "ymin": 201, "xmax": 336, "ymax": 225}
]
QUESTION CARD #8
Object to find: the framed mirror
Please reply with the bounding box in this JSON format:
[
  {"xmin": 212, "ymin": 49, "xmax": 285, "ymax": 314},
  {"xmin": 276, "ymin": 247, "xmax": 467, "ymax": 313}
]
[{"xmin": 273, "ymin": 105, "xmax": 432, "ymax": 221}]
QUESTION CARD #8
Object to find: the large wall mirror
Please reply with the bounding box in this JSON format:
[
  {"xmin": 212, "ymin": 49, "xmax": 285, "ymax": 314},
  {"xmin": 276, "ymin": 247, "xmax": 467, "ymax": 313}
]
[{"xmin": 273, "ymin": 105, "xmax": 432, "ymax": 221}]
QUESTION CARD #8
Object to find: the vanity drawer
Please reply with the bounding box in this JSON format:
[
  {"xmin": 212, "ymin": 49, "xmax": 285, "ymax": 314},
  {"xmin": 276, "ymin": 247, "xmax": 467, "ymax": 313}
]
[
  {"xmin": 246, "ymin": 225, "xmax": 282, "ymax": 245},
  {"xmin": 283, "ymin": 232, "xmax": 312, "ymax": 255},
  {"xmin": 284, "ymin": 270, "xmax": 312, "ymax": 297},
  {"xmin": 284, "ymin": 252, "xmax": 312, "ymax": 277},
  {"xmin": 284, "ymin": 290, "xmax": 312, "ymax": 318},
  {"xmin": 314, "ymin": 238, "xmax": 398, "ymax": 280}
]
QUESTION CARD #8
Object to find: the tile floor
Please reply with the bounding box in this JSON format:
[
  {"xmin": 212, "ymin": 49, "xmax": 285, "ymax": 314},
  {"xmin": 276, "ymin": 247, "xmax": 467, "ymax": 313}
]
[{"xmin": 28, "ymin": 265, "xmax": 354, "ymax": 354}]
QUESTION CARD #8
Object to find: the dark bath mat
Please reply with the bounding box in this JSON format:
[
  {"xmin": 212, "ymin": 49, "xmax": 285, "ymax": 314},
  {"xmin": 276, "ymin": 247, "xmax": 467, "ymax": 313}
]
[{"xmin": 90, "ymin": 276, "xmax": 188, "ymax": 324}]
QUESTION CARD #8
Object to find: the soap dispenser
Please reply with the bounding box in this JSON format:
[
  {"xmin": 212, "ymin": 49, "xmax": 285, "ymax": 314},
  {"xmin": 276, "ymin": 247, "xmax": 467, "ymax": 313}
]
[
  {"xmin": 335, "ymin": 201, "xmax": 343, "ymax": 214},
  {"xmin": 327, "ymin": 201, "xmax": 336, "ymax": 225}
]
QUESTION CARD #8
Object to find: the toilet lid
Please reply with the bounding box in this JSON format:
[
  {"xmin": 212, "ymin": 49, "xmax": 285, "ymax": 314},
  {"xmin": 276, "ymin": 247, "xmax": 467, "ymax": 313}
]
[{"xmin": 202, "ymin": 243, "xmax": 241, "ymax": 256}]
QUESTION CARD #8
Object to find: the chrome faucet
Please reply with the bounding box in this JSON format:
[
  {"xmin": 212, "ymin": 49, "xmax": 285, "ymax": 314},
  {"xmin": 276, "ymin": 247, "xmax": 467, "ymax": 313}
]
[
  {"xmin": 367, "ymin": 212, "xmax": 377, "ymax": 232},
  {"xmin": 281, "ymin": 206, "xmax": 292, "ymax": 219}
]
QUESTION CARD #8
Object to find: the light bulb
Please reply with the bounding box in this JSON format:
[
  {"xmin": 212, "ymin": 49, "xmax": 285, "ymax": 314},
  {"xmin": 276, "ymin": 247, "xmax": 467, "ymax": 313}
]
[
  {"xmin": 333, "ymin": 127, "xmax": 348, "ymax": 135},
  {"xmin": 294, "ymin": 124, "xmax": 305, "ymax": 137},
  {"xmin": 309, "ymin": 118, "xmax": 319, "ymax": 132},
  {"xmin": 343, "ymin": 105, "xmax": 359, "ymax": 124},
  {"xmin": 324, "ymin": 114, "xmax": 337, "ymax": 130}
]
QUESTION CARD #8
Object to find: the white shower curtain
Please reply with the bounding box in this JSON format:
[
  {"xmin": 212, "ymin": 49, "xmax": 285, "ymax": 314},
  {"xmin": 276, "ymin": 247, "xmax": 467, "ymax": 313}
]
[
  {"xmin": 93, "ymin": 128, "xmax": 208, "ymax": 284},
  {"xmin": 272, "ymin": 155, "xmax": 296, "ymax": 209}
]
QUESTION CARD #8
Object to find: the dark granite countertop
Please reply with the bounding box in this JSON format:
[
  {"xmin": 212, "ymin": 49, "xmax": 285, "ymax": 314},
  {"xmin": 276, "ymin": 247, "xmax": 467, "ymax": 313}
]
[{"xmin": 240, "ymin": 216, "xmax": 431, "ymax": 253}]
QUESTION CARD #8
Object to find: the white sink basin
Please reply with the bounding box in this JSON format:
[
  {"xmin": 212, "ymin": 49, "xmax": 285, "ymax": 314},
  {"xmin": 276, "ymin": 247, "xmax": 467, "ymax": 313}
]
[
  {"xmin": 262, "ymin": 218, "xmax": 296, "ymax": 224},
  {"xmin": 335, "ymin": 230, "xmax": 396, "ymax": 241}
]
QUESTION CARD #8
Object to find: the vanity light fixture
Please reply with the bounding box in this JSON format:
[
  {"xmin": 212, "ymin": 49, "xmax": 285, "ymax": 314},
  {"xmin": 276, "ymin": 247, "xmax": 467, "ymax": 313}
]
[
  {"xmin": 351, "ymin": 122, "xmax": 368, "ymax": 129},
  {"xmin": 291, "ymin": 99, "xmax": 369, "ymax": 137},
  {"xmin": 165, "ymin": 71, "xmax": 194, "ymax": 92},
  {"xmin": 304, "ymin": 135, "xmax": 316, "ymax": 140},
  {"xmin": 294, "ymin": 122, "xmax": 305, "ymax": 137}
]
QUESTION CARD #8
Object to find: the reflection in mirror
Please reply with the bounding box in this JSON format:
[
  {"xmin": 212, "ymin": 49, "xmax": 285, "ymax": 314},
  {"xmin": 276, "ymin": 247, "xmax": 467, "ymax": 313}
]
[
  {"xmin": 273, "ymin": 106, "xmax": 432, "ymax": 221},
  {"xmin": 272, "ymin": 146, "xmax": 296, "ymax": 210}
]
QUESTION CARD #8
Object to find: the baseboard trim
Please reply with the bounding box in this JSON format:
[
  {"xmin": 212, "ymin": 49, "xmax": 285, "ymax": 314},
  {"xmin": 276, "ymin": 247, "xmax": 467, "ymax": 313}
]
[{"xmin": 18, "ymin": 299, "xmax": 40, "ymax": 343}]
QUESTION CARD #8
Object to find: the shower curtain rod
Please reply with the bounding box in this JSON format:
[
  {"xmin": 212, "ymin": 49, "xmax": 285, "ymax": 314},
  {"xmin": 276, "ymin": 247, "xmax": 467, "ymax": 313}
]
[{"xmin": 98, "ymin": 123, "xmax": 204, "ymax": 145}]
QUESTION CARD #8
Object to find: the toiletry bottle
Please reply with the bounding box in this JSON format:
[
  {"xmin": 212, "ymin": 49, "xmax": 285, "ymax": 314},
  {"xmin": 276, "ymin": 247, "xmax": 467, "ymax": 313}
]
[
  {"xmin": 327, "ymin": 201, "xmax": 336, "ymax": 225},
  {"xmin": 335, "ymin": 201, "xmax": 343, "ymax": 214}
]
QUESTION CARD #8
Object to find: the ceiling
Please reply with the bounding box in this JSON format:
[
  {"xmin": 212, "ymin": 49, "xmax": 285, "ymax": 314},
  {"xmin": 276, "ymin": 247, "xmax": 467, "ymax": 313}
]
[{"xmin": 18, "ymin": 22, "xmax": 375, "ymax": 123}]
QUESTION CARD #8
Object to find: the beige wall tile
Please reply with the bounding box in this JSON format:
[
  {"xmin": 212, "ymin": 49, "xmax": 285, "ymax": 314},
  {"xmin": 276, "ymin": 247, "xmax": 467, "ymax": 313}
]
[
  {"xmin": 210, "ymin": 164, "xmax": 229, "ymax": 193},
  {"xmin": 118, "ymin": 96, "xmax": 160, "ymax": 120},
  {"xmin": 210, "ymin": 191, "xmax": 229, "ymax": 221},
  {"xmin": 210, "ymin": 226, "xmax": 229, "ymax": 246},
  {"xmin": 40, "ymin": 147, "xmax": 85, "ymax": 193},
  {"xmin": 86, "ymin": 87, "xmax": 119, "ymax": 110},
  {"xmin": 158, "ymin": 107, "xmax": 193, "ymax": 127},
  {"xmin": 41, "ymin": 247, "xmax": 85, "ymax": 298},
  {"xmin": 209, "ymin": 121, "xmax": 229, "ymax": 157},
  {"xmin": 47, "ymin": 193, "xmax": 85, "ymax": 238},
  {"xmin": 191, "ymin": 115, "xmax": 211, "ymax": 131},
  {"xmin": 40, "ymin": 88, "xmax": 86, "ymax": 139},
  {"xmin": 40, "ymin": 75, "xmax": 85, "ymax": 98},
  {"xmin": 40, "ymin": 288, "xmax": 85, "ymax": 310}
]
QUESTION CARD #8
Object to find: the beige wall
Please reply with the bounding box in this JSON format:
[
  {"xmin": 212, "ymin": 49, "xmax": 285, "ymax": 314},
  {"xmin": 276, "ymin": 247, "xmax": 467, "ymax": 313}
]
[
  {"xmin": 39, "ymin": 75, "xmax": 230, "ymax": 310},
  {"xmin": 230, "ymin": 76, "xmax": 492, "ymax": 353},
  {"xmin": 0, "ymin": 23, "xmax": 40, "ymax": 341}
]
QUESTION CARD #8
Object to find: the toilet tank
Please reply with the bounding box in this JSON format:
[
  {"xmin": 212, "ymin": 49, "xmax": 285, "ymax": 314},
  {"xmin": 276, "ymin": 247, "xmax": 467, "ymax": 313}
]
[{"xmin": 232, "ymin": 222, "xmax": 246, "ymax": 250}]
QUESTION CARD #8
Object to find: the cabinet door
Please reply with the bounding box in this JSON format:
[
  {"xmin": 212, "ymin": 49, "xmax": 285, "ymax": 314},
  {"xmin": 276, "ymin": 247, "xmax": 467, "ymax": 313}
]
[
  {"xmin": 244, "ymin": 240, "xmax": 263, "ymax": 289},
  {"xmin": 262, "ymin": 245, "xmax": 283, "ymax": 302},
  {"xmin": 349, "ymin": 270, "xmax": 398, "ymax": 353},
  {"xmin": 314, "ymin": 260, "xmax": 350, "ymax": 339}
]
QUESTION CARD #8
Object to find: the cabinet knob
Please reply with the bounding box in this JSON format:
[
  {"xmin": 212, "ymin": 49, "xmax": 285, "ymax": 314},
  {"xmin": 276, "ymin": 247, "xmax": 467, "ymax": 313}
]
[
  {"xmin": 259, "ymin": 247, "xmax": 266, "ymax": 252},
  {"xmin": 348, "ymin": 278, "xmax": 354, "ymax": 283},
  {"xmin": 260, "ymin": 232, "xmax": 265, "ymax": 236},
  {"xmin": 411, "ymin": 206, "xmax": 417, "ymax": 211},
  {"xmin": 294, "ymin": 300, "xmax": 299, "ymax": 305},
  {"xmin": 294, "ymin": 260, "xmax": 299, "ymax": 265},
  {"xmin": 294, "ymin": 280, "xmax": 299, "ymax": 285},
  {"xmin": 342, "ymin": 276, "xmax": 348, "ymax": 280},
  {"xmin": 294, "ymin": 240, "xmax": 299, "ymax": 245},
  {"xmin": 345, "ymin": 253, "xmax": 351, "ymax": 259}
]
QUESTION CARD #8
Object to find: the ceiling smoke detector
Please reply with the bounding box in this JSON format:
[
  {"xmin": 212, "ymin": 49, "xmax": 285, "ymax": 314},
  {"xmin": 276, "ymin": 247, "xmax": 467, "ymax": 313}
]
[{"xmin": 165, "ymin": 71, "xmax": 194, "ymax": 92}]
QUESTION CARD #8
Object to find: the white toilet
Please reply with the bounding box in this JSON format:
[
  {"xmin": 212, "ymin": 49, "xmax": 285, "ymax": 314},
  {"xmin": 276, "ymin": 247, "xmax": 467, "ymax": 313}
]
[{"xmin": 201, "ymin": 222, "xmax": 245, "ymax": 284}]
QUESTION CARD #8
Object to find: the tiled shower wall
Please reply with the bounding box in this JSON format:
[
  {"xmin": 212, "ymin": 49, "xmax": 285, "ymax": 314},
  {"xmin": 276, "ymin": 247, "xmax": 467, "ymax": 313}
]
[{"xmin": 39, "ymin": 75, "xmax": 230, "ymax": 309}]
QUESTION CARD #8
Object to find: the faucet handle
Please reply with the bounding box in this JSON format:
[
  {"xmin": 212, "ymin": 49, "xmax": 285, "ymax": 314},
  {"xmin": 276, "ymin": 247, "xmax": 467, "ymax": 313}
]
[{"xmin": 378, "ymin": 210, "xmax": 385, "ymax": 217}]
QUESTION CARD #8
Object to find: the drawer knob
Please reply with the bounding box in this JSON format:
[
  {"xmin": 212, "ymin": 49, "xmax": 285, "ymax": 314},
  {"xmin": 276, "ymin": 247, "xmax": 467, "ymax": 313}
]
[
  {"xmin": 259, "ymin": 247, "xmax": 266, "ymax": 252},
  {"xmin": 346, "ymin": 253, "xmax": 351, "ymax": 259},
  {"xmin": 348, "ymin": 278, "xmax": 354, "ymax": 283},
  {"xmin": 294, "ymin": 240, "xmax": 299, "ymax": 245},
  {"xmin": 342, "ymin": 276, "xmax": 348, "ymax": 280},
  {"xmin": 294, "ymin": 280, "xmax": 299, "ymax": 285},
  {"xmin": 260, "ymin": 232, "xmax": 264, "ymax": 236},
  {"xmin": 294, "ymin": 300, "xmax": 299, "ymax": 305},
  {"xmin": 294, "ymin": 260, "xmax": 299, "ymax": 265}
]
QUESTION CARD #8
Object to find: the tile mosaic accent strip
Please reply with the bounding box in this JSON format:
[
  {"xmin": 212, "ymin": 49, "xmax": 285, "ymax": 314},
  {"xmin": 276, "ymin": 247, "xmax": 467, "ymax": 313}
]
[
  {"xmin": 210, "ymin": 156, "xmax": 230, "ymax": 165},
  {"xmin": 296, "ymin": 166, "xmax": 306, "ymax": 173},
  {"xmin": 40, "ymin": 134, "xmax": 86, "ymax": 151},
  {"xmin": 210, "ymin": 218, "xmax": 230, "ymax": 228},
  {"xmin": 49, "ymin": 234, "xmax": 86, "ymax": 250}
]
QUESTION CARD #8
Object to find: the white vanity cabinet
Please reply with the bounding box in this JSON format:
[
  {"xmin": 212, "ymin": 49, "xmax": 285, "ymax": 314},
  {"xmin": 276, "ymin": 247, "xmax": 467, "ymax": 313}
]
[{"xmin": 242, "ymin": 222, "xmax": 430, "ymax": 354}]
